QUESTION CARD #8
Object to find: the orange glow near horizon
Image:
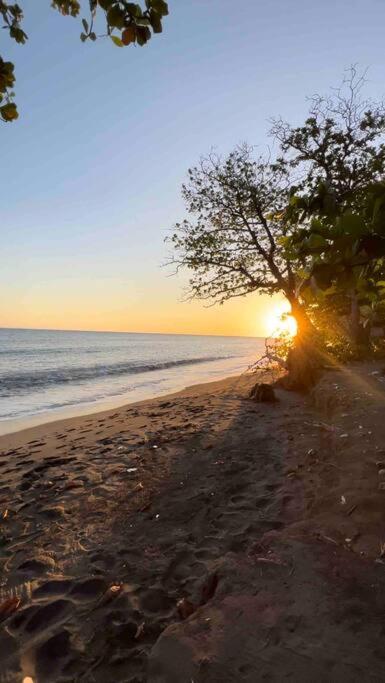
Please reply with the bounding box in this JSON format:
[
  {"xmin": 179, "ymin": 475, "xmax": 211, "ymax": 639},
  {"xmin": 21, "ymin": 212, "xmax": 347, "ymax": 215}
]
[{"xmin": 0, "ymin": 284, "xmax": 288, "ymax": 338}]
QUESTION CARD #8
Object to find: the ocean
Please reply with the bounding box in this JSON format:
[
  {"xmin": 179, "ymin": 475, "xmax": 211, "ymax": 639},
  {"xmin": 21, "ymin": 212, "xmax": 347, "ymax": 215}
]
[{"xmin": 0, "ymin": 328, "xmax": 264, "ymax": 432}]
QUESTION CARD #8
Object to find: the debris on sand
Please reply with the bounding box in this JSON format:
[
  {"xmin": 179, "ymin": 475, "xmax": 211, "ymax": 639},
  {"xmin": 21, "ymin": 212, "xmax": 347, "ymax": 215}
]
[{"xmin": 249, "ymin": 383, "xmax": 278, "ymax": 403}]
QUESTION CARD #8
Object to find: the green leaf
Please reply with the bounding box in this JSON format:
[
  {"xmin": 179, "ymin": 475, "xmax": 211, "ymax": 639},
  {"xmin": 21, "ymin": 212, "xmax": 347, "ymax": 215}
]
[
  {"xmin": 9, "ymin": 26, "xmax": 27, "ymax": 44},
  {"xmin": 300, "ymin": 284, "xmax": 315, "ymax": 304},
  {"xmin": 359, "ymin": 304, "xmax": 373, "ymax": 318},
  {"xmin": 82, "ymin": 18, "xmax": 89, "ymax": 32},
  {"xmin": 0, "ymin": 102, "xmax": 18, "ymax": 122},
  {"xmin": 107, "ymin": 5, "xmax": 125, "ymax": 28},
  {"xmin": 80, "ymin": 32, "xmax": 87, "ymax": 41},
  {"xmin": 98, "ymin": 0, "xmax": 114, "ymax": 9},
  {"xmin": 149, "ymin": 9, "xmax": 162, "ymax": 32},
  {"xmin": 0, "ymin": 61, "xmax": 16, "ymax": 90},
  {"xmin": 126, "ymin": 2, "xmax": 142, "ymax": 16},
  {"xmin": 277, "ymin": 236, "xmax": 291, "ymax": 247},
  {"xmin": 306, "ymin": 233, "xmax": 327, "ymax": 249},
  {"xmin": 135, "ymin": 16, "xmax": 151, "ymax": 26},
  {"xmin": 149, "ymin": 0, "xmax": 169, "ymax": 16},
  {"xmin": 332, "ymin": 234, "xmax": 357, "ymax": 253},
  {"xmin": 136, "ymin": 26, "xmax": 151, "ymax": 45},
  {"xmin": 52, "ymin": 0, "xmax": 81, "ymax": 16},
  {"xmin": 312, "ymin": 263, "xmax": 335, "ymax": 290},
  {"xmin": 338, "ymin": 213, "xmax": 365, "ymax": 237},
  {"xmin": 111, "ymin": 34, "xmax": 124, "ymax": 46}
]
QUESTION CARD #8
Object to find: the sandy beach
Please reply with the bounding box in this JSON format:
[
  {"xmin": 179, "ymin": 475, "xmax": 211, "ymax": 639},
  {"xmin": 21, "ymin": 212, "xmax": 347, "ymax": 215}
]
[{"xmin": 2, "ymin": 364, "xmax": 385, "ymax": 681}]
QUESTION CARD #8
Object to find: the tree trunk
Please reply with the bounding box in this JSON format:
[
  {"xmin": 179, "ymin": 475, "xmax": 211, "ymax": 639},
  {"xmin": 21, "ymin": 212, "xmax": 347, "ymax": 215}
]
[
  {"xmin": 349, "ymin": 291, "xmax": 371, "ymax": 353},
  {"xmin": 350, "ymin": 291, "xmax": 360, "ymax": 345},
  {"xmin": 289, "ymin": 299, "xmax": 316, "ymax": 339},
  {"xmin": 278, "ymin": 297, "xmax": 323, "ymax": 392}
]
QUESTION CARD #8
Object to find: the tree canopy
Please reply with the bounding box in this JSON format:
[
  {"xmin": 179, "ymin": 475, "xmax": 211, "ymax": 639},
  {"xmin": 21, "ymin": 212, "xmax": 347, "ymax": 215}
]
[
  {"xmin": 170, "ymin": 70, "xmax": 385, "ymax": 364},
  {"xmin": 271, "ymin": 68, "xmax": 385, "ymax": 211},
  {"xmin": 0, "ymin": 0, "xmax": 169, "ymax": 122},
  {"xmin": 168, "ymin": 145, "xmax": 313, "ymax": 335},
  {"xmin": 276, "ymin": 70, "xmax": 385, "ymax": 348}
]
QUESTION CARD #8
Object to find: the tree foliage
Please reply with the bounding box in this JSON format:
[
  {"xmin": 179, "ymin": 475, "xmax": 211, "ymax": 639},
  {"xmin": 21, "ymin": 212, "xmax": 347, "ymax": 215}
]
[
  {"xmin": 169, "ymin": 146, "xmax": 305, "ymax": 313},
  {"xmin": 283, "ymin": 182, "xmax": 385, "ymax": 350},
  {"xmin": 0, "ymin": 0, "xmax": 169, "ymax": 122},
  {"xmin": 170, "ymin": 69, "xmax": 385, "ymax": 364},
  {"xmin": 276, "ymin": 70, "xmax": 385, "ymax": 349},
  {"xmin": 271, "ymin": 67, "xmax": 385, "ymax": 211}
]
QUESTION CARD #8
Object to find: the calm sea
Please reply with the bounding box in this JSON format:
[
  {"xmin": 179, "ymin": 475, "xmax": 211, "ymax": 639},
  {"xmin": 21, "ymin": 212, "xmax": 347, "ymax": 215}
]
[{"xmin": 0, "ymin": 328, "xmax": 264, "ymax": 431}]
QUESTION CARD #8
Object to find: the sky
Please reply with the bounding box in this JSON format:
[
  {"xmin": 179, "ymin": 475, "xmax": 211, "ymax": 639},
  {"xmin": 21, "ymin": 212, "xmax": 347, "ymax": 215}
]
[{"xmin": 2, "ymin": 0, "xmax": 385, "ymax": 337}]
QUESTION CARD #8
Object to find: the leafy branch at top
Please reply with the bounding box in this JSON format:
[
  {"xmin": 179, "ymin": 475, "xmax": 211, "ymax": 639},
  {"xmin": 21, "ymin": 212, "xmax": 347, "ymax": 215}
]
[
  {"xmin": 0, "ymin": 2, "xmax": 27, "ymax": 121},
  {"xmin": 0, "ymin": 0, "xmax": 169, "ymax": 122}
]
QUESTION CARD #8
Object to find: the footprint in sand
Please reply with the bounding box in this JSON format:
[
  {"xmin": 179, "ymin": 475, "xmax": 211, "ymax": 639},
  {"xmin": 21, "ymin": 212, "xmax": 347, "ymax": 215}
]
[
  {"xmin": 69, "ymin": 577, "xmax": 108, "ymax": 602},
  {"xmin": 33, "ymin": 579, "xmax": 73, "ymax": 599},
  {"xmin": 17, "ymin": 556, "xmax": 56, "ymax": 576},
  {"xmin": 33, "ymin": 629, "xmax": 71, "ymax": 682},
  {"xmin": 9, "ymin": 599, "xmax": 72, "ymax": 635}
]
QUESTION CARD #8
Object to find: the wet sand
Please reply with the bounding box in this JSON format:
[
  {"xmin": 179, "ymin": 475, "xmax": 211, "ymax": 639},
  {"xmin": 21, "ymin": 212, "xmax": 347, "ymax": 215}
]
[{"xmin": 2, "ymin": 366, "xmax": 385, "ymax": 681}]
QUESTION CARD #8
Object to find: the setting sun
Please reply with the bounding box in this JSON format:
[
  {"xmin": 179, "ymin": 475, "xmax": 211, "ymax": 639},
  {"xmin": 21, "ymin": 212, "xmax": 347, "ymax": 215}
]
[{"xmin": 266, "ymin": 301, "xmax": 298, "ymax": 338}]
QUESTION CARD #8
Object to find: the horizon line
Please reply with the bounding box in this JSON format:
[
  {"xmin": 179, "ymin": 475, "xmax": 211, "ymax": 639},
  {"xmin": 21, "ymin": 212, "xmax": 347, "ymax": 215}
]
[{"xmin": 0, "ymin": 325, "xmax": 262, "ymax": 340}]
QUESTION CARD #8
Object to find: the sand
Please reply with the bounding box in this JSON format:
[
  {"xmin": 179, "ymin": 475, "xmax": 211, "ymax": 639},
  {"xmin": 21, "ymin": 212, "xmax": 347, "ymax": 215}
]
[{"xmin": 1, "ymin": 364, "xmax": 385, "ymax": 681}]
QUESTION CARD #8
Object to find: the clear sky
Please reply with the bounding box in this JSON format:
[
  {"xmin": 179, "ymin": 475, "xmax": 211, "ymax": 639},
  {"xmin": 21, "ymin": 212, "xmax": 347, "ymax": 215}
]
[{"xmin": 2, "ymin": 0, "xmax": 385, "ymax": 336}]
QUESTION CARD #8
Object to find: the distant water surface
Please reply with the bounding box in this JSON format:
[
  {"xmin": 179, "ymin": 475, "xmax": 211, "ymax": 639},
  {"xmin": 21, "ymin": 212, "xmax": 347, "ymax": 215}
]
[{"xmin": 0, "ymin": 328, "xmax": 264, "ymax": 432}]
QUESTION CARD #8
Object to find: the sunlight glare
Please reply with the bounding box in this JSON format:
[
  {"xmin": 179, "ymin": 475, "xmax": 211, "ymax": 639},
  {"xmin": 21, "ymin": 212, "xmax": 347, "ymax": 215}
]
[{"xmin": 265, "ymin": 302, "xmax": 297, "ymax": 338}]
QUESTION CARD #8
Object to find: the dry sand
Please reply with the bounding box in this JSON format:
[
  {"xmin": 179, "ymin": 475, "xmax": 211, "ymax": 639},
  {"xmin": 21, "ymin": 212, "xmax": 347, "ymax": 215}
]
[{"xmin": 1, "ymin": 365, "xmax": 385, "ymax": 681}]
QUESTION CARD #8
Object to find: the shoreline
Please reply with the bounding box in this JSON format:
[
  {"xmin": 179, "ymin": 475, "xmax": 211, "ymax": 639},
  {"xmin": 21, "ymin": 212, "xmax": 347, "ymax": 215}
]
[
  {"xmin": 0, "ymin": 371, "xmax": 252, "ymax": 448},
  {"xmin": 1, "ymin": 328, "xmax": 262, "ymax": 439},
  {"xmin": 0, "ymin": 366, "xmax": 253, "ymax": 439}
]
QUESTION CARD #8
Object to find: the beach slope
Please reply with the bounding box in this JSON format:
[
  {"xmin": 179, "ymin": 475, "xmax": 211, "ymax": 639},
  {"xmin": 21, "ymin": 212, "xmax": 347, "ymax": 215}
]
[{"xmin": 1, "ymin": 367, "xmax": 385, "ymax": 681}]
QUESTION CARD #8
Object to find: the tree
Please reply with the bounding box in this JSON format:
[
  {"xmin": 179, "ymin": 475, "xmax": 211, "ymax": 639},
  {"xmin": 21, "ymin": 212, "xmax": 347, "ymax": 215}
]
[
  {"xmin": 169, "ymin": 71, "xmax": 385, "ymax": 386},
  {"xmin": 168, "ymin": 145, "xmax": 317, "ymax": 337},
  {"xmin": 169, "ymin": 145, "xmax": 321, "ymax": 389},
  {"xmin": 0, "ymin": 0, "xmax": 169, "ymax": 122}
]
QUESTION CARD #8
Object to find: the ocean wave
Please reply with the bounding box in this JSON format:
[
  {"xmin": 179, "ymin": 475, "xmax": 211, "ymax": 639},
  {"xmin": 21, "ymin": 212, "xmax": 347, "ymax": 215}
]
[
  {"xmin": 0, "ymin": 355, "xmax": 233, "ymax": 395},
  {"xmin": 0, "ymin": 346, "xmax": 117, "ymax": 356}
]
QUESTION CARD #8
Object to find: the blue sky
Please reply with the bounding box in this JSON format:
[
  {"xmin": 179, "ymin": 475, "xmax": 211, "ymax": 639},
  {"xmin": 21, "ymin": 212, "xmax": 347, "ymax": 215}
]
[{"xmin": 2, "ymin": 0, "xmax": 385, "ymax": 335}]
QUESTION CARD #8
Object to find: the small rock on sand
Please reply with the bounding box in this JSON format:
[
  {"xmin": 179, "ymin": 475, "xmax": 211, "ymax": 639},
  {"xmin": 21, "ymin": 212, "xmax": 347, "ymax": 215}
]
[{"xmin": 249, "ymin": 383, "xmax": 278, "ymax": 403}]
